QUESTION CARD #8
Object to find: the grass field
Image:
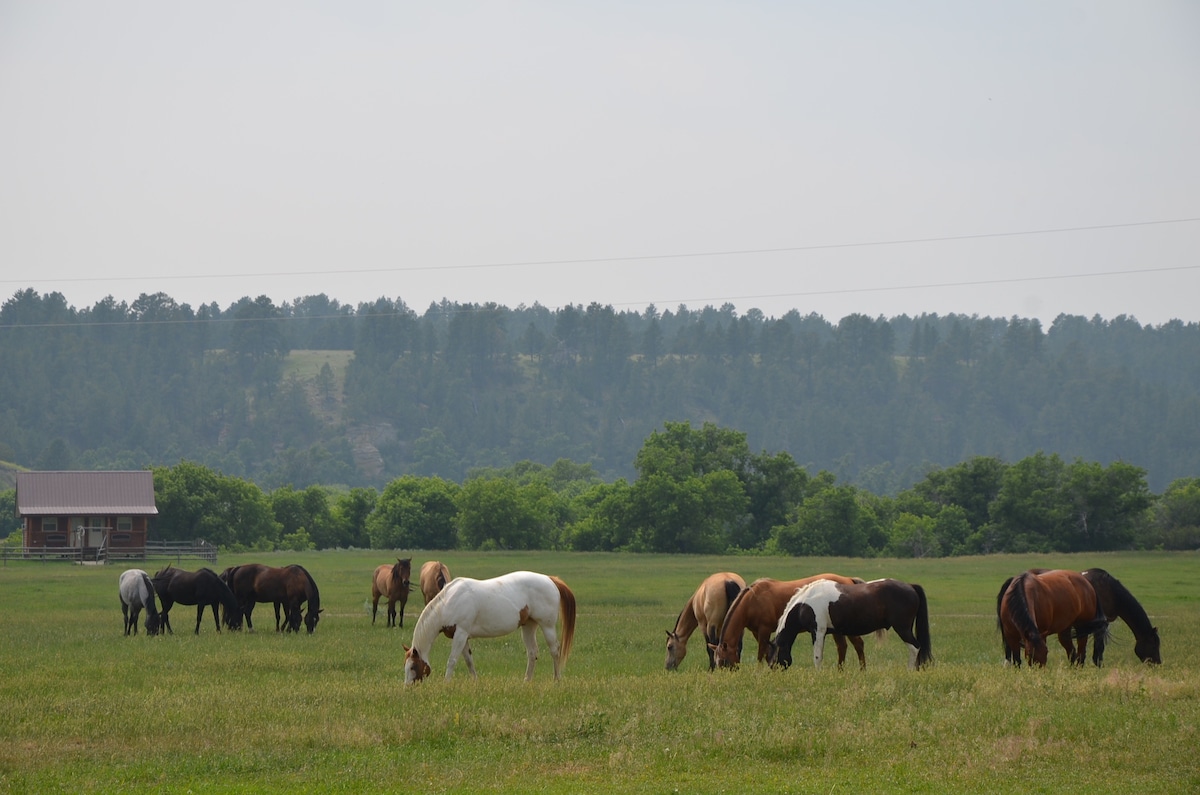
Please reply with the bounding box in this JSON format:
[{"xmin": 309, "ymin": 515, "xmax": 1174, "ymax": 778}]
[{"xmin": 1, "ymin": 550, "xmax": 1197, "ymax": 793}]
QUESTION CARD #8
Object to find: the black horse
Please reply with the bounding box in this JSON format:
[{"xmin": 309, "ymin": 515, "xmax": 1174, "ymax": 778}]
[
  {"xmin": 221, "ymin": 563, "xmax": 322, "ymax": 634},
  {"xmin": 152, "ymin": 564, "xmax": 243, "ymax": 635}
]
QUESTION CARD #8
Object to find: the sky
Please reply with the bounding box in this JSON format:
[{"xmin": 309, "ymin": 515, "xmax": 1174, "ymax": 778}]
[{"xmin": 2, "ymin": 1, "xmax": 1198, "ymax": 326}]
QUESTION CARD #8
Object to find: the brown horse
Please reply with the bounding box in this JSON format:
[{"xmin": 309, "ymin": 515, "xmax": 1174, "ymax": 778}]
[
  {"xmin": 220, "ymin": 563, "xmax": 323, "ymax": 634},
  {"xmin": 996, "ymin": 568, "xmax": 1160, "ymax": 666},
  {"xmin": 710, "ymin": 574, "xmax": 866, "ymax": 669},
  {"xmin": 419, "ymin": 560, "xmax": 452, "ymax": 604},
  {"xmin": 666, "ymin": 571, "xmax": 746, "ymax": 671},
  {"xmin": 998, "ymin": 569, "xmax": 1108, "ymax": 667},
  {"xmin": 371, "ymin": 558, "xmax": 412, "ymax": 627}
]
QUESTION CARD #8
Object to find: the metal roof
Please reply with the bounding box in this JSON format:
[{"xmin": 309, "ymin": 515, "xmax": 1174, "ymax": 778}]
[{"xmin": 16, "ymin": 471, "xmax": 159, "ymax": 515}]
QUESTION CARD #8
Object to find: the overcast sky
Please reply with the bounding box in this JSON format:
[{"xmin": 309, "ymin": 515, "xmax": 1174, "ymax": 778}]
[{"xmin": 2, "ymin": 2, "xmax": 1198, "ymax": 325}]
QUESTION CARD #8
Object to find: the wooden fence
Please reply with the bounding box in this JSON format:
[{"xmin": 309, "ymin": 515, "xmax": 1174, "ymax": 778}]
[{"xmin": 0, "ymin": 539, "xmax": 217, "ymax": 566}]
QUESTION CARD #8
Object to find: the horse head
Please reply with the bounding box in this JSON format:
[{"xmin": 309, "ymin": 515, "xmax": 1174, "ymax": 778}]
[
  {"xmin": 144, "ymin": 612, "xmax": 162, "ymax": 637},
  {"xmin": 1136, "ymin": 627, "xmax": 1162, "ymax": 665},
  {"xmin": 664, "ymin": 630, "xmax": 687, "ymax": 671},
  {"xmin": 766, "ymin": 638, "xmax": 791, "ymax": 669},
  {"xmin": 403, "ymin": 645, "xmax": 431, "ymax": 684},
  {"xmin": 304, "ymin": 608, "xmax": 323, "ymax": 634},
  {"xmin": 709, "ymin": 638, "xmax": 740, "ymax": 669},
  {"xmin": 395, "ymin": 558, "xmax": 412, "ymax": 593}
]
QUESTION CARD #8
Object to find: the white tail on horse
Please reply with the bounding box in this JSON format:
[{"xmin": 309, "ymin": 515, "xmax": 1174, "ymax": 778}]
[{"xmin": 403, "ymin": 570, "xmax": 576, "ymax": 683}]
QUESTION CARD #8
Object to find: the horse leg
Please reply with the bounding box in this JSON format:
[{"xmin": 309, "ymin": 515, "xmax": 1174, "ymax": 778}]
[
  {"xmin": 445, "ymin": 629, "xmax": 473, "ymax": 680},
  {"xmin": 210, "ymin": 603, "xmax": 223, "ymax": 633},
  {"xmin": 387, "ymin": 598, "xmax": 396, "ymax": 629},
  {"xmin": 812, "ymin": 627, "xmax": 828, "ymax": 669},
  {"xmin": 193, "ymin": 604, "xmax": 205, "ymax": 635},
  {"xmin": 242, "ymin": 603, "xmax": 256, "ymax": 632},
  {"xmin": 521, "ymin": 623, "xmax": 541, "ymax": 681},
  {"xmin": 398, "ymin": 596, "xmax": 407, "ymax": 628},
  {"xmin": 893, "ymin": 625, "xmax": 922, "ymax": 670},
  {"xmin": 274, "ymin": 602, "xmax": 283, "ymax": 632},
  {"xmin": 122, "ymin": 603, "xmax": 131, "ymax": 636},
  {"xmin": 371, "ymin": 594, "xmax": 379, "ymax": 625},
  {"xmin": 832, "ymin": 634, "xmax": 848, "ymax": 670},
  {"xmin": 131, "ymin": 606, "xmax": 142, "ymax": 636},
  {"xmin": 159, "ymin": 602, "xmax": 174, "ymax": 635},
  {"xmin": 1055, "ymin": 630, "xmax": 1077, "ymax": 664},
  {"xmin": 849, "ymin": 634, "xmax": 867, "ymax": 669}
]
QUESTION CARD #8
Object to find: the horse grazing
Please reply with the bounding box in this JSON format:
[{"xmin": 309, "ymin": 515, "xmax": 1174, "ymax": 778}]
[
  {"xmin": 151, "ymin": 564, "xmax": 243, "ymax": 635},
  {"xmin": 770, "ymin": 578, "xmax": 933, "ymax": 670},
  {"xmin": 419, "ymin": 560, "xmax": 452, "ymax": 604},
  {"xmin": 221, "ymin": 563, "xmax": 322, "ymax": 633},
  {"xmin": 404, "ymin": 570, "xmax": 576, "ymax": 683},
  {"xmin": 710, "ymin": 574, "xmax": 867, "ymax": 669},
  {"xmin": 998, "ymin": 569, "xmax": 1108, "ymax": 668},
  {"xmin": 1083, "ymin": 568, "xmax": 1160, "ymax": 665},
  {"xmin": 371, "ymin": 558, "xmax": 412, "ymax": 627},
  {"xmin": 665, "ymin": 571, "xmax": 746, "ymax": 671},
  {"xmin": 118, "ymin": 568, "xmax": 162, "ymax": 636}
]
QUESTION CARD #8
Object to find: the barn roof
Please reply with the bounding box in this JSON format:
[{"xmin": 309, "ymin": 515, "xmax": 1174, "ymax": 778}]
[{"xmin": 15, "ymin": 471, "xmax": 158, "ymax": 516}]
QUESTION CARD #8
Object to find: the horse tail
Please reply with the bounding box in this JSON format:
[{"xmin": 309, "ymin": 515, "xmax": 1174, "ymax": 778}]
[
  {"xmin": 912, "ymin": 583, "xmax": 933, "ymax": 668},
  {"xmin": 995, "ymin": 576, "xmax": 1014, "ymax": 633},
  {"xmin": 721, "ymin": 578, "xmax": 742, "ymax": 614},
  {"xmin": 1005, "ymin": 573, "xmax": 1042, "ymax": 648},
  {"xmin": 549, "ymin": 575, "xmax": 576, "ymax": 669}
]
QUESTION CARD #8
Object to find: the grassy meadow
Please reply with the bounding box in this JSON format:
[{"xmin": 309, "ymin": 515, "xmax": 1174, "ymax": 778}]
[{"xmin": 1, "ymin": 550, "xmax": 1197, "ymax": 793}]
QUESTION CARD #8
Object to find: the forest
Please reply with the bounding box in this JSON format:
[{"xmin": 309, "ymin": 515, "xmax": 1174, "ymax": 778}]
[{"xmin": 1, "ymin": 287, "xmax": 1199, "ymax": 554}]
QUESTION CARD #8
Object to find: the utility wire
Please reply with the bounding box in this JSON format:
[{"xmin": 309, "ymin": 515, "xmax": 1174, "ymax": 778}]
[{"xmin": 2, "ymin": 216, "xmax": 1198, "ymax": 287}]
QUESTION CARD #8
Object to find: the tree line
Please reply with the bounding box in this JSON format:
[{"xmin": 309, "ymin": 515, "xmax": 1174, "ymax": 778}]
[
  {"xmin": 7, "ymin": 422, "xmax": 1193, "ymax": 555},
  {"xmin": 2, "ymin": 288, "xmax": 1200, "ymax": 500}
]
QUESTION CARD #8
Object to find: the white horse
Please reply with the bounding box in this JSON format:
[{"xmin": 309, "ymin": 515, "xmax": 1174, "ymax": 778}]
[
  {"xmin": 119, "ymin": 568, "xmax": 162, "ymax": 636},
  {"xmin": 403, "ymin": 571, "xmax": 576, "ymax": 683}
]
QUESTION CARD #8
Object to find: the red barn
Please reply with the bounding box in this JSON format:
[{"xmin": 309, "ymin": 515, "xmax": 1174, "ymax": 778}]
[{"xmin": 16, "ymin": 471, "xmax": 157, "ymax": 558}]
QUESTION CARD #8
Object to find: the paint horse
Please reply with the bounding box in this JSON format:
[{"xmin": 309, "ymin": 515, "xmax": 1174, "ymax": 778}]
[
  {"xmin": 665, "ymin": 571, "xmax": 746, "ymax": 671},
  {"xmin": 151, "ymin": 564, "xmax": 243, "ymax": 635},
  {"xmin": 710, "ymin": 574, "xmax": 867, "ymax": 669},
  {"xmin": 371, "ymin": 558, "xmax": 412, "ymax": 627},
  {"xmin": 998, "ymin": 569, "xmax": 1108, "ymax": 668},
  {"xmin": 404, "ymin": 571, "xmax": 576, "ymax": 683},
  {"xmin": 419, "ymin": 560, "xmax": 452, "ymax": 604},
  {"xmin": 221, "ymin": 563, "xmax": 322, "ymax": 633},
  {"xmin": 770, "ymin": 578, "xmax": 933, "ymax": 670},
  {"xmin": 118, "ymin": 568, "xmax": 162, "ymax": 636}
]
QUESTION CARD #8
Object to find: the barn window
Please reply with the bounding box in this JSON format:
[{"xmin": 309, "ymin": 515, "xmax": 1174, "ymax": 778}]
[
  {"xmin": 117, "ymin": 517, "xmax": 132, "ymax": 533},
  {"xmin": 111, "ymin": 533, "xmax": 131, "ymax": 543},
  {"xmin": 42, "ymin": 517, "xmax": 58, "ymax": 533}
]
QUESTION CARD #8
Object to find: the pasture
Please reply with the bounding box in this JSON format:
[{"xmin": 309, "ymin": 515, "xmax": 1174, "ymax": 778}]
[{"xmin": 1, "ymin": 551, "xmax": 1197, "ymax": 793}]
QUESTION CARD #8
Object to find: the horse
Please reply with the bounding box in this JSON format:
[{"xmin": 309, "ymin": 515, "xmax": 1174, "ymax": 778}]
[
  {"xmin": 419, "ymin": 560, "xmax": 452, "ymax": 604},
  {"xmin": 403, "ymin": 570, "xmax": 576, "ymax": 683},
  {"xmin": 997, "ymin": 569, "xmax": 1108, "ymax": 667},
  {"xmin": 151, "ymin": 564, "xmax": 243, "ymax": 635},
  {"xmin": 371, "ymin": 558, "xmax": 412, "ymax": 627},
  {"xmin": 1082, "ymin": 568, "xmax": 1161, "ymax": 665},
  {"xmin": 996, "ymin": 568, "xmax": 1152, "ymax": 666},
  {"xmin": 221, "ymin": 563, "xmax": 322, "ymax": 633},
  {"xmin": 118, "ymin": 568, "xmax": 162, "ymax": 636},
  {"xmin": 769, "ymin": 578, "xmax": 933, "ymax": 670},
  {"xmin": 709, "ymin": 574, "xmax": 867, "ymax": 669},
  {"xmin": 665, "ymin": 571, "xmax": 746, "ymax": 671}
]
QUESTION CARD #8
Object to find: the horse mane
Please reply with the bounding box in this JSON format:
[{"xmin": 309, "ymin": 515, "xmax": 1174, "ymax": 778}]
[
  {"xmin": 137, "ymin": 571, "xmax": 161, "ymax": 619},
  {"xmin": 409, "ymin": 585, "xmax": 450, "ymax": 656},
  {"xmin": 292, "ymin": 564, "xmax": 321, "ymax": 610},
  {"xmin": 716, "ymin": 585, "xmax": 753, "ymax": 647},
  {"xmin": 1086, "ymin": 568, "xmax": 1151, "ymax": 633}
]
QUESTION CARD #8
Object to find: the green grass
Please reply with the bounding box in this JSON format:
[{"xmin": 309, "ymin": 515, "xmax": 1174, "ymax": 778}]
[{"xmin": 1, "ymin": 551, "xmax": 1198, "ymax": 793}]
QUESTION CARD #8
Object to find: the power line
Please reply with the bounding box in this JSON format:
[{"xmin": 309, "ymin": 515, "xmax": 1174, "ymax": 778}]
[{"xmin": 2, "ymin": 216, "xmax": 1198, "ymax": 287}]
